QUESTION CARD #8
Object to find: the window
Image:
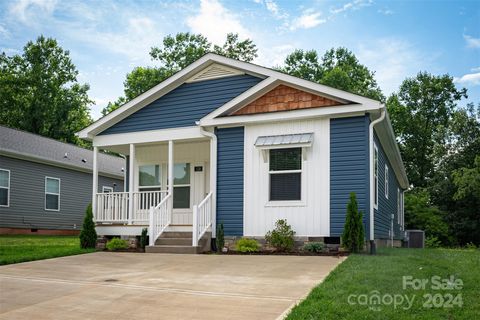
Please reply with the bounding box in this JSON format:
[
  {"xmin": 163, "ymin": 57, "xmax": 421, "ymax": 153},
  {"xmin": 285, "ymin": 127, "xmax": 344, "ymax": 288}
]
[
  {"xmin": 139, "ymin": 165, "xmax": 162, "ymax": 191},
  {"xmin": 102, "ymin": 186, "xmax": 113, "ymax": 193},
  {"xmin": 45, "ymin": 177, "xmax": 60, "ymax": 211},
  {"xmin": 374, "ymin": 144, "xmax": 378, "ymax": 208},
  {"xmin": 269, "ymin": 148, "xmax": 302, "ymax": 201},
  {"xmin": 0, "ymin": 169, "xmax": 10, "ymax": 207},
  {"xmin": 384, "ymin": 164, "xmax": 389, "ymax": 199},
  {"xmin": 173, "ymin": 163, "xmax": 191, "ymax": 209}
]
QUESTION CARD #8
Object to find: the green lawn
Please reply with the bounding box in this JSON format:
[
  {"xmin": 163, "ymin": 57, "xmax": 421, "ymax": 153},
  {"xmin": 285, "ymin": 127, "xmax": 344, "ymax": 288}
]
[
  {"xmin": 287, "ymin": 248, "xmax": 480, "ymax": 320},
  {"xmin": 0, "ymin": 235, "xmax": 95, "ymax": 265}
]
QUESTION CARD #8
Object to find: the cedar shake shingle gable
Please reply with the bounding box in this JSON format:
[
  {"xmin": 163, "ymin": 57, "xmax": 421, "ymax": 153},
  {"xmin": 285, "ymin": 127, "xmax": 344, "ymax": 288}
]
[{"xmin": 231, "ymin": 84, "xmax": 344, "ymax": 116}]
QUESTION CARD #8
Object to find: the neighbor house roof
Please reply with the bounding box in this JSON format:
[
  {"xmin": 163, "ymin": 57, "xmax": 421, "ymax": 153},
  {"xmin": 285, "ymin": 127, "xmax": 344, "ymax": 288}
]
[{"xmin": 0, "ymin": 125, "xmax": 124, "ymax": 178}]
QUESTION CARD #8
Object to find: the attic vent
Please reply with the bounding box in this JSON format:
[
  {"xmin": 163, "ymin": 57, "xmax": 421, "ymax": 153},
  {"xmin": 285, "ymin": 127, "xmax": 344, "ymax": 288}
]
[{"xmin": 186, "ymin": 63, "xmax": 244, "ymax": 83}]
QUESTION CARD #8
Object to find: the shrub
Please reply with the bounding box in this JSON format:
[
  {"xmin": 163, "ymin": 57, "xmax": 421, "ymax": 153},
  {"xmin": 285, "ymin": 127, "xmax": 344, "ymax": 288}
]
[
  {"xmin": 79, "ymin": 204, "xmax": 97, "ymax": 249},
  {"xmin": 303, "ymin": 242, "xmax": 325, "ymax": 253},
  {"xmin": 465, "ymin": 242, "xmax": 477, "ymax": 250},
  {"xmin": 425, "ymin": 236, "xmax": 442, "ymax": 248},
  {"xmin": 236, "ymin": 238, "xmax": 259, "ymax": 253},
  {"xmin": 140, "ymin": 228, "xmax": 148, "ymax": 249},
  {"xmin": 216, "ymin": 222, "xmax": 225, "ymax": 253},
  {"xmin": 106, "ymin": 238, "xmax": 128, "ymax": 251},
  {"xmin": 341, "ymin": 192, "xmax": 365, "ymax": 253},
  {"xmin": 265, "ymin": 219, "xmax": 295, "ymax": 252}
]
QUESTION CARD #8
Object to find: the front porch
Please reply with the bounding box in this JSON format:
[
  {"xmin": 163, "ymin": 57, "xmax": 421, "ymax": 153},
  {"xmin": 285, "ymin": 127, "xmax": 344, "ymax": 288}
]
[{"xmin": 91, "ymin": 135, "xmax": 216, "ymax": 250}]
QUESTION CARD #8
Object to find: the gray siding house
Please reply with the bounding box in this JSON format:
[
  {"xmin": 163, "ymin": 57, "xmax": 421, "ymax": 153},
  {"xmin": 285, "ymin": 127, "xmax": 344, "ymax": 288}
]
[{"xmin": 0, "ymin": 126, "xmax": 124, "ymax": 234}]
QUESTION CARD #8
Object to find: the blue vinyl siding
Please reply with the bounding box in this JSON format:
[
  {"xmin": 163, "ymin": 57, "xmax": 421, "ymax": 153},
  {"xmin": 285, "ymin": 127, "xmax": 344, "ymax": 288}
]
[
  {"xmin": 330, "ymin": 116, "xmax": 370, "ymax": 237},
  {"xmin": 374, "ymin": 133, "xmax": 404, "ymax": 240},
  {"xmin": 100, "ymin": 75, "xmax": 262, "ymax": 135},
  {"xmin": 216, "ymin": 127, "xmax": 244, "ymax": 236}
]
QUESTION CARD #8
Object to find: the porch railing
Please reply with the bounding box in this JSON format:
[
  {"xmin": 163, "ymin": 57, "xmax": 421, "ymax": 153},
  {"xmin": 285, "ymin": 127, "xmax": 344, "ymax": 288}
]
[
  {"xmin": 133, "ymin": 191, "xmax": 168, "ymax": 223},
  {"xmin": 95, "ymin": 192, "xmax": 129, "ymax": 223},
  {"xmin": 192, "ymin": 192, "xmax": 213, "ymax": 246},
  {"xmin": 149, "ymin": 193, "xmax": 172, "ymax": 246}
]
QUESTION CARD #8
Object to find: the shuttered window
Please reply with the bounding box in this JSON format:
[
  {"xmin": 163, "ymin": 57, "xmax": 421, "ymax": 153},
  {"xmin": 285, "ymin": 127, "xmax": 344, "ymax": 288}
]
[{"xmin": 269, "ymin": 148, "xmax": 302, "ymax": 201}]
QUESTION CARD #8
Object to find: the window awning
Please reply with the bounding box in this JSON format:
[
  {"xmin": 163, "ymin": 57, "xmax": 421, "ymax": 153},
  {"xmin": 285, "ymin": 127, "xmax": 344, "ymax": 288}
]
[{"xmin": 254, "ymin": 133, "xmax": 314, "ymax": 149}]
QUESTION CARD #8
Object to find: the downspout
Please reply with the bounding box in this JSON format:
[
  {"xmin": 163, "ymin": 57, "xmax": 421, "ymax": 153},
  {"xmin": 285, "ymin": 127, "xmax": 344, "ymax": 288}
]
[
  {"xmin": 198, "ymin": 124, "xmax": 217, "ymax": 248},
  {"xmin": 369, "ymin": 107, "xmax": 386, "ymax": 254}
]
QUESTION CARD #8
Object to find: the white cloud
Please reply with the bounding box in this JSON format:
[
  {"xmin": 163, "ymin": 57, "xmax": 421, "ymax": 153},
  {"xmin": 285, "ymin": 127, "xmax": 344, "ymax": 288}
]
[
  {"xmin": 256, "ymin": 44, "xmax": 295, "ymax": 67},
  {"xmin": 471, "ymin": 66, "xmax": 480, "ymax": 72},
  {"xmin": 454, "ymin": 72, "xmax": 480, "ymax": 86},
  {"xmin": 331, "ymin": 0, "xmax": 372, "ymax": 15},
  {"xmin": 464, "ymin": 34, "xmax": 480, "ymax": 48},
  {"xmin": 9, "ymin": 0, "xmax": 57, "ymax": 24},
  {"xmin": 0, "ymin": 24, "xmax": 9, "ymax": 38},
  {"xmin": 289, "ymin": 10, "xmax": 326, "ymax": 30},
  {"xmin": 186, "ymin": 0, "xmax": 251, "ymax": 45},
  {"xmin": 378, "ymin": 8, "xmax": 394, "ymax": 15},
  {"xmin": 357, "ymin": 38, "xmax": 428, "ymax": 95}
]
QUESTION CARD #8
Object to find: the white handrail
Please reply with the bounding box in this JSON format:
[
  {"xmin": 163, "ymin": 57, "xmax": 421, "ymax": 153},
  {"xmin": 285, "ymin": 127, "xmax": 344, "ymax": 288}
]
[
  {"xmin": 95, "ymin": 192, "xmax": 129, "ymax": 223},
  {"xmin": 149, "ymin": 193, "xmax": 172, "ymax": 246},
  {"xmin": 133, "ymin": 191, "xmax": 167, "ymax": 223},
  {"xmin": 192, "ymin": 192, "xmax": 213, "ymax": 246}
]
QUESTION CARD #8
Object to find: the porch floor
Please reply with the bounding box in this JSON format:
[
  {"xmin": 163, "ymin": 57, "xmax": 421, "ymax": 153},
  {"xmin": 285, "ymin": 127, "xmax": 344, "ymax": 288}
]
[{"xmin": 0, "ymin": 252, "xmax": 344, "ymax": 320}]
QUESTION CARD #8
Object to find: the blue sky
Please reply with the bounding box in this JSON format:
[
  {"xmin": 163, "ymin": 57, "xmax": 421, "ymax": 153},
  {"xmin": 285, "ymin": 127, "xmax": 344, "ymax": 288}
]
[{"xmin": 1, "ymin": 0, "xmax": 479, "ymax": 119}]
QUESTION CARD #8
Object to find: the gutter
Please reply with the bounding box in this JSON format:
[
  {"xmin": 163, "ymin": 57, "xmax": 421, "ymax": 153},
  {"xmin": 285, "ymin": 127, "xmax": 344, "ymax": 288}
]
[
  {"xmin": 369, "ymin": 107, "xmax": 386, "ymax": 254},
  {"xmin": 198, "ymin": 124, "xmax": 217, "ymax": 242}
]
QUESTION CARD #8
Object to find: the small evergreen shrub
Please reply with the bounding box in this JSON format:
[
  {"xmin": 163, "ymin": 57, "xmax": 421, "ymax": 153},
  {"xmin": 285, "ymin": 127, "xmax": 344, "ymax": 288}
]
[
  {"xmin": 265, "ymin": 219, "xmax": 295, "ymax": 252},
  {"xmin": 79, "ymin": 204, "xmax": 97, "ymax": 249},
  {"xmin": 303, "ymin": 242, "xmax": 325, "ymax": 253},
  {"xmin": 106, "ymin": 238, "xmax": 128, "ymax": 251},
  {"xmin": 236, "ymin": 238, "xmax": 259, "ymax": 253},
  {"xmin": 425, "ymin": 236, "xmax": 442, "ymax": 248},
  {"xmin": 341, "ymin": 192, "xmax": 365, "ymax": 253},
  {"xmin": 216, "ymin": 222, "xmax": 225, "ymax": 253},
  {"xmin": 140, "ymin": 228, "xmax": 148, "ymax": 249}
]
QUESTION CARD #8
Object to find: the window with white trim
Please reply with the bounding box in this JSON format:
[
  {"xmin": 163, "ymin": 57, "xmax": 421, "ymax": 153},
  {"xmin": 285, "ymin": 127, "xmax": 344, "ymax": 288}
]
[
  {"xmin": 139, "ymin": 164, "xmax": 162, "ymax": 191},
  {"xmin": 385, "ymin": 164, "xmax": 389, "ymax": 199},
  {"xmin": 269, "ymin": 148, "xmax": 302, "ymax": 201},
  {"xmin": 45, "ymin": 177, "xmax": 60, "ymax": 211},
  {"xmin": 102, "ymin": 186, "xmax": 113, "ymax": 193},
  {"xmin": 173, "ymin": 163, "xmax": 191, "ymax": 209},
  {"xmin": 0, "ymin": 169, "xmax": 10, "ymax": 207},
  {"xmin": 374, "ymin": 144, "xmax": 378, "ymax": 208}
]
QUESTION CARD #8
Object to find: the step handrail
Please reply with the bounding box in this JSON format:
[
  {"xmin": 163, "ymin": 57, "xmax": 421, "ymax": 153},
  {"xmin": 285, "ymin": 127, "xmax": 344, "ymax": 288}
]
[
  {"xmin": 149, "ymin": 193, "xmax": 172, "ymax": 246},
  {"xmin": 192, "ymin": 192, "xmax": 213, "ymax": 246}
]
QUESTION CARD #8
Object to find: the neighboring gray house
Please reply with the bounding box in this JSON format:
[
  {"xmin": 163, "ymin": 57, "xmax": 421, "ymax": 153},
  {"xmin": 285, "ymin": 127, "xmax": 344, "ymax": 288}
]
[{"xmin": 0, "ymin": 125, "xmax": 124, "ymax": 234}]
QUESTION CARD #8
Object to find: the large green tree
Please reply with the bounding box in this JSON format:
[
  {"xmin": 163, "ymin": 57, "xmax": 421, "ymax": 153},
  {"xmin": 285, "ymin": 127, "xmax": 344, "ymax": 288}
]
[
  {"xmin": 387, "ymin": 72, "xmax": 467, "ymax": 188},
  {"xmin": 280, "ymin": 47, "xmax": 385, "ymax": 102},
  {"xmin": 0, "ymin": 36, "xmax": 92, "ymax": 145},
  {"xmin": 103, "ymin": 32, "xmax": 258, "ymax": 115}
]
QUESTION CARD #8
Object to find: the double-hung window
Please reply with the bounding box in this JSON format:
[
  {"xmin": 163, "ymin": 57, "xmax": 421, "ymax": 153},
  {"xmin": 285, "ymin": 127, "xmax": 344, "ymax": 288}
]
[
  {"xmin": 102, "ymin": 186, "xmax": 113, "ymax": 193},
  {"xmin": 173, "ymin": 163, "xmax": 191, "ymax": 209},
  {"xmin": 374, "ymin": 144, "xmax": 379, "ymax": 208},
  {"xmin": 45, "ymin": 177, "xmax": 60, "ymax": 211},
  {"xmin": 0, "ymin": 169, "xmax": 10, "ymax": 207},
  {"xmin": 269, "ymin": 148, "xmax": 302, "ymax": 201},
  {"xmin": 139, "ymin": 165, "xmax": 162, "ymax": 191},
  {"xmin": 384, "ymin": 164, "xmax": 389, "ymax": 199}
]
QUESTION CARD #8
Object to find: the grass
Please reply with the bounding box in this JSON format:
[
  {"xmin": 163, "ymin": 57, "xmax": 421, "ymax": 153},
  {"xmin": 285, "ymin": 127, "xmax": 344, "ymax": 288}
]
[
  {"xmin": 287, "ymin": 248, "xmax": 480, "ymax": 320},
  {"xmin": 0, "ymin": 235, "xmax": 95, "ymax": 265}
]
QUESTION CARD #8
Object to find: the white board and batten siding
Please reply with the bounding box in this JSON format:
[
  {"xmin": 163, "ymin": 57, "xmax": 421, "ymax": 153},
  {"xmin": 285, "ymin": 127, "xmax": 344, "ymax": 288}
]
[{"xmin": 243, "ymin": 118, "xmax": 330, "ymax": 237}]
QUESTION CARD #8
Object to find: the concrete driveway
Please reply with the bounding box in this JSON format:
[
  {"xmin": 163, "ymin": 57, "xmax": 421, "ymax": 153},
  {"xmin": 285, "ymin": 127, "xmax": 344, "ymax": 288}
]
[{"xmin": 0, "ymin": 252, "xmax": 344, "ymax": 320}]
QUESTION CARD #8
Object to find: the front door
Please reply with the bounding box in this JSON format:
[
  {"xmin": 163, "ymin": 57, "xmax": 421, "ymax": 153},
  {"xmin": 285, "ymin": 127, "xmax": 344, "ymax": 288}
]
[{"xmin": 171, "ymin": 162, "xmax": 204, "ymax": 225}]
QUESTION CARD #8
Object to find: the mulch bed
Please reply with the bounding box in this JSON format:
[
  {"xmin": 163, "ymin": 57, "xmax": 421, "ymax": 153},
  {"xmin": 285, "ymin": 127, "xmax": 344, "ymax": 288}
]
[{"xmin": 211, "ymin": 250, "xmax": 349, "ymax": 257}]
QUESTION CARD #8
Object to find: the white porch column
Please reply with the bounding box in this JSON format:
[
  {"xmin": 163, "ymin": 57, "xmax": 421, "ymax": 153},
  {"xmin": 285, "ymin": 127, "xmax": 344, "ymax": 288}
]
[
  {"xmin": 210, "ymin": 134, "xmax": 217, "ymax": 238},
  {"xmin": 92, "ymin": 146, "xmax": 98, "ymax": 219},
  {"xmin": 168, "ymin": 140, "xmax": 174, "ymax": 218},
  {"xmin": 128, "ymin": 143, "xmax": 135, "ymax": 225}
]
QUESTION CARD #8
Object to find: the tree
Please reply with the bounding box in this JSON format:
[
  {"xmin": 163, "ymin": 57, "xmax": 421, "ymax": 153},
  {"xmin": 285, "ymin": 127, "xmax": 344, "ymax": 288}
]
[
  {"xmin": 0, "ymin": 36, "xmax": 92, "ymax": 146},
  {"xmin": 103, "ymin": 32, "xmax": 258, "ymax": 115},
  {"xmin": 387, "ymin": 72, "xmax": 467, "ymax": 188},
  {"xmin": 341, "ymin": 193, "xmax": 365, "ymax": 253},
  {"xmin": 79, "ymin": 204, "xmax": 97, "ymax": 249},
  {"xmin": 279, "ymin": 48, "xmax": 385, "ymax": 101}
]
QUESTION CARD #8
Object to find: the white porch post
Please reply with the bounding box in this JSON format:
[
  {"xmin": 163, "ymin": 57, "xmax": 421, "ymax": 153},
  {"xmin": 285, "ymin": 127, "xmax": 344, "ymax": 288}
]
[
  {"xmin": 128, "ymin": 143, "xmax": 135, "ymax": 225},
  {"xmin": 210, "ymin": 134, "xmax": 217, "ymax": 238},
  {"xmin": 92, "ymin": 146, "xmax": 98, "ymax": 220},
  {"xmin": 168, "ymin": 140, "xmax": 174, "ymax": 220}
]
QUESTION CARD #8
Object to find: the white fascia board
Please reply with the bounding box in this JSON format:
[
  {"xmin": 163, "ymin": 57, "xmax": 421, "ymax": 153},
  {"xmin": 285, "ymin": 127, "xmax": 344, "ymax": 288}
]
[
  {"xmin": 93, "ymin": 126, "xmax": 206, "ymax": 147},
  {"xmin": 200, "ymin": 103, "xmax": 377, "ymax": 127}
]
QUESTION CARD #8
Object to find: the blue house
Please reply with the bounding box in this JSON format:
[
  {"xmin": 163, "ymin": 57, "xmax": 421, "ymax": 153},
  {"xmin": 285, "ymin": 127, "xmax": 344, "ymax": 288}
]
[{"xmin": 78, "ymin": 54, "xmax": 408, "ymax": 253}]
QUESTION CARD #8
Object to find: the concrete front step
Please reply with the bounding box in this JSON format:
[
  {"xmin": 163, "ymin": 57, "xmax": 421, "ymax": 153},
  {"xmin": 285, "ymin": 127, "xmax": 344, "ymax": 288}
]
[
  {"xmin": 155, "ymin": 238, "xmax": 193, "ymax": 246},
  {"xmin": 160, "ymin": 231, "xmax": 192, "ymax": 239},
  {"xmin": 145, "ymin": 245, "xmax": 202, "ymax": 254}
]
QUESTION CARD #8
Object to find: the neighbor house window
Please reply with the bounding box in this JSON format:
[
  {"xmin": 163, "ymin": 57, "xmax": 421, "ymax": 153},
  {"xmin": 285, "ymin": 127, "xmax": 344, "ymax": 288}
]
[
  {"xmin": 269, "ymin": 148, "xmax": 302, "ymax": 201},
  {"xmin": 139, "ymin": 165, "xmax": 162, "ymax": 191},
  {"xmin": 45, "ymin": 177, "xmax": 60, "ymax": 211},
  {"xmin": 0, "ymin": 169, "xmax": 10, "ymax": 207},
  {"xmin": 384, "ymin": 164, "xmax": 389, "ymax": 199},
  {"xmin": 102, "ymin": 186, "xmax": 113, "ymax": 193},
  {"xmin": 173, "ymin": 163, "xmax": 191, "ymax": 209},
  {"xmin": 374, "ymin": 144, "xmax": 378, "ymax": 208}
]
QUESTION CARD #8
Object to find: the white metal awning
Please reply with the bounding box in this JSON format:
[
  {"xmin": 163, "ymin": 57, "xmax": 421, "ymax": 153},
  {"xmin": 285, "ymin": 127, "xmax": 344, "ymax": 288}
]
[{"xmin": 254, "ymin": 133, "xmax": 314, "ymax": 149}]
